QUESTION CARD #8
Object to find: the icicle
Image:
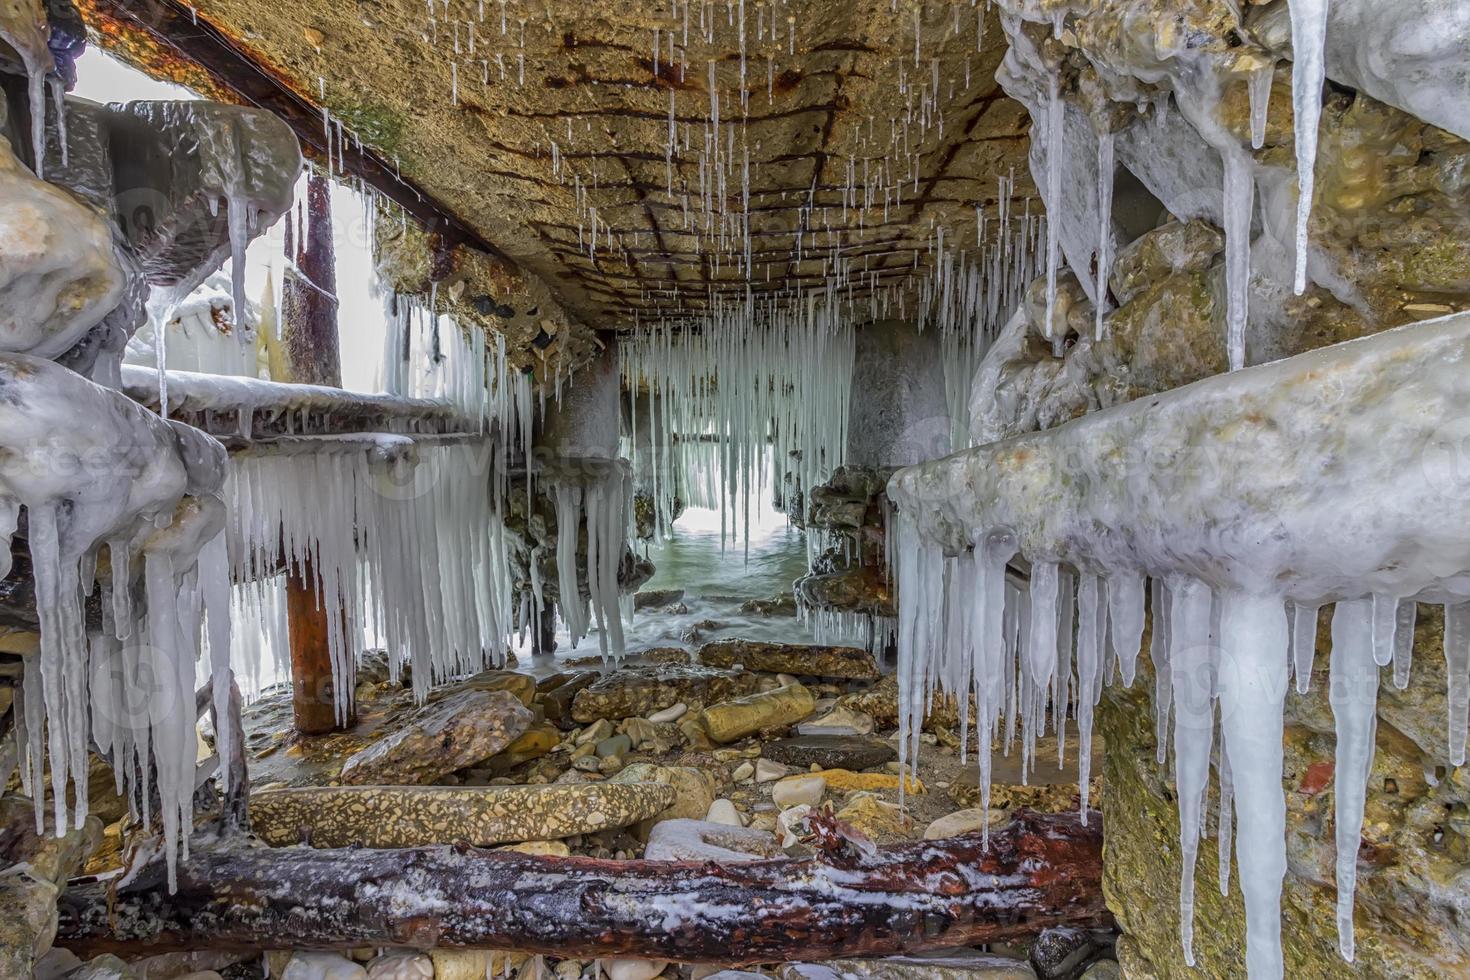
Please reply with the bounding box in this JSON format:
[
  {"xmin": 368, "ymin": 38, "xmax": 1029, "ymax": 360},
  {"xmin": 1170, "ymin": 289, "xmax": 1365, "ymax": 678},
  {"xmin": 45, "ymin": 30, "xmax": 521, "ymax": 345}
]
[
  {"xmin": 1169, "ymin": 577, "xmax": 1216, "ymax": 966},
  {"xmin": 1248, "ymin": 65, "xmax": 1273, "ymax": 151},
  {"xmin": 1075, "ymin": 574, "xmax": 1102, "ymax": 820},
  {"xmin": 1027, "ymin": 561, "xmax": 1060, "ymax": 689},
  {"xmin": 1222, "ymin": 147, "xmax": 1254, "ymax": 372},
  {"xmin": 1150, "ymin": 578, "xmax": 1173, "ymax": 764},
  {"xmin": 1290, "ymin": 601, "xmax": 1319, "ymax": 693},
  {"xmin": 1288, "ymin": 0, "xmax": 1329, "ymax": 294},
  {"xmin": 1445, "ymin": 602, "xmax": 1470, "ymax": 767},
  {"xmin": 1392, "ymin": 601, "xmax": 1416, "ymax": 690},
  {"xmin": 1329, "ymin": 598, "xmax": 1379, "ymax": 963},
  {"xmin": 1217, "ymin": 591, "xmax": 1288, "ymax": 980},
  {"xmin": 1042, "ymin": 70, "xmax": 1064, "ymax": 350},
  {"xmin": 1108, "ymin": 571, "xmax": 1145, "ymax": 687},
  {"xmin": 1093, "ymin": 129, "xmax": 1114, "ymax": 341}
]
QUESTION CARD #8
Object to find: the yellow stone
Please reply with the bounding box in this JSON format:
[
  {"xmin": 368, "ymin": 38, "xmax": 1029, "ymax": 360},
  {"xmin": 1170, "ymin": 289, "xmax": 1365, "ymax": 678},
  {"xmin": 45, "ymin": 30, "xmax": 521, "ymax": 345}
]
[
  {"xmin": 777, "ymin": 768, "xmax": 924, "ymax": 795},
  {"xmin": 700, "ymin": 682, "xmax": 815, "ymax": 743},
  {"xmin": 429, "ymin": 949, "xmax": 528, "ymax": 980}
]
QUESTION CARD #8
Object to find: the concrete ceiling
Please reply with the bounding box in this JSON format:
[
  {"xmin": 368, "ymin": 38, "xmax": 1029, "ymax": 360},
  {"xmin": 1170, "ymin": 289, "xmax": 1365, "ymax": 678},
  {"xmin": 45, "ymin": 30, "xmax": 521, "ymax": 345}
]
[{"xmin": 86, "ymin": 0, "xmax": 1035, "ymax": 328}]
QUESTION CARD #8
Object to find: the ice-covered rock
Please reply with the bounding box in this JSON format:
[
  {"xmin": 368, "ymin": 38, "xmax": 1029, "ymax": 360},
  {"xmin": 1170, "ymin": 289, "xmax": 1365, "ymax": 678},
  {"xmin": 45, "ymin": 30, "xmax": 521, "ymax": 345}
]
[
  {"xmin": 0, "ymin": 133, "xmax": 124, "ymax": 359},
  {"xmin": 279, "ymin": 952, "xmax": 366, "ymax": 980},
  {"xmin": 643, "ymin": 818, "xmax": 780, "ymax": 862}
]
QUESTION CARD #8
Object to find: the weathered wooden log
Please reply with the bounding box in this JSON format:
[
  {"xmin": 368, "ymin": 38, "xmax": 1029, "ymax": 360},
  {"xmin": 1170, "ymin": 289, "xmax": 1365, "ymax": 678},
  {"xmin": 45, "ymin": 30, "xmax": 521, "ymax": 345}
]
[{"xmin": 55, "ymin": 810, "xmax": 1107, "ymax": 963}]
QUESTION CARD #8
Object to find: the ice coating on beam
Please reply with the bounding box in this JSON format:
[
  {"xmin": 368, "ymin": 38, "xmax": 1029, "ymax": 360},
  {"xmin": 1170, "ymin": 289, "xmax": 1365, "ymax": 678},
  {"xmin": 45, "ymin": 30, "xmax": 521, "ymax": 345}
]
[{"xmin": 890, "ymin": 311, "xmax": 1470, "ymax": 979}]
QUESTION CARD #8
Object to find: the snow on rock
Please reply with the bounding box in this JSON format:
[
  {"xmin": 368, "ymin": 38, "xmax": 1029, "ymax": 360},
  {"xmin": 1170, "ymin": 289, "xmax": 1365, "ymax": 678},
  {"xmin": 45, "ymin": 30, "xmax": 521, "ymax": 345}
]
[
  {"xmin": 279, "ymin": 952, "xmax": 366, "ymax": 980},
  {"xmin": 891, "ymin": 310, "xmax": 1470, "ymax": 978},
  {"xmin": 125, "ymin": 272, "xmax": 268, "ymax": 379},
  {"xmin": 0, "ymin": 133, "xmax": 125, "ymax": 359}
]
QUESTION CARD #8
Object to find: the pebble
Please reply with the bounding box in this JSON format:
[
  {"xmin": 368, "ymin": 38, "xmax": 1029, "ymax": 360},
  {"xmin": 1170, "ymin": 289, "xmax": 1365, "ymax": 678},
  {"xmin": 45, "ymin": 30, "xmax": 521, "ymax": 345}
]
[
  {"xmin": 606, "ymin": 958, "xmax": 669, "ymax": 980},
  {"xmin": 706, "ymin": 798, "xmax": 744, "ymax": 826},
  {"xmin": 598, "ymin": 755, "xmax": 626, "ymax": 774},
  {"xmin": 731, "ymin": 761, "xmax": 755, "ymax": 782},
  {"xmin": 596, "ymin": 734, "xmax": 632, "ymax": 758},
  {"xmin": 647, "ymin": 702, "xmax": 688, "ymax": 723},
  {"xmin": 777, "ymin": 673, "xmax": 799, "ymax": 687},
  {"xmin": 554, "ymin": 961, "xmax": 583, "ymax": 980},
  {"xmin": 754, "ymin": 758, "xmax": 790, "ymax": 782},
  {"xmin": 576, "ymin": 719, "xmax": 615, "ymax": 745},
  {"xmin": 364, "ymin": 953, "xmax": 433, "ymax": 979},
  {"xmin": 924, "ymin": 808, "xmax": 1002, "ymax": 839},
  {"xmin": 772, "ymin": 774, "xmax": 825, "ymax": 809},
  {"xmin": 572, "ymin": 755, "xmax": 603, "ymax": 772}
]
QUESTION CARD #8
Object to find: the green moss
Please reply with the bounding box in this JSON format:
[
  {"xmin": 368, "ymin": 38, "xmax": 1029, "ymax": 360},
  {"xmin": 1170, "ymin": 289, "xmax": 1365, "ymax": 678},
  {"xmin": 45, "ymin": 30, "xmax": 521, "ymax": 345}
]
[{"xmin": 327, "ymin": 99, "xmax": 409, "ymax": 159}]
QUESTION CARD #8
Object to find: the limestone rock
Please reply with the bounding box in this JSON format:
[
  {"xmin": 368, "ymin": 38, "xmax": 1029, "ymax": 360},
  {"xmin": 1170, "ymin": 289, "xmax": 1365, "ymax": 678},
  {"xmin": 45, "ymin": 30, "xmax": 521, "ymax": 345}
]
[
  {"xmin": 0, "ymin": 794, "xmax": 102, "ymax": 978},
  {"xmin": 570, "ymin": 665, "xmax": 764, "ymax": 723},
  {"xmin": 633, "ymin": 588, "xmax": 684, "ymax": 610},
  {"xmin": 539, "ymin": 670, "xmax": 599, "ymax": 725},
  {"xmin": 0, "ymin": 133, "xmax": 125, "ymax": 360},
  {"xmin": 764, "ymin": 735, "xmax": 897, "ymax": 771},
  {"xmin": 497, "ymin": 839, "xmax": 572, "ymax": 857},
  {"xmin": 457, "ymin": 669, "xmax": 537, "ymax": 705},
  {"xmin": 613, "ymin": 764, "xmax": 718, "ymax": 827},
  {"xmin": 924, "ymin": 808, "xmax": 1003, "ymax": 839},
  {"xmin": 772, "ymin": 775, "xmax": 826, "ymax": 809},
  {"xmin": 794, "ymin": 565, "xmax": 896, "ymax": 619},
  {"xmin": 428, "ymin": 950, "xmax": 527, "ymax": 980},
  {"xmin": 647, "ymin": 702, "xmax": 688, "ymax": 723},
  {"xmin": 606, "ymin": 958, "xmax": 668, "ymax": 980},
  {"xmin": 701, "ymin": 682, "xmax": 816, "ymax": 743},
  {"xmin": 364, "ymin": 953, "xmax": 433, "ymax": 979},
  {"xmin": 786, "ymin": 769, "xmax": 922, "ymax": 795},
  {"xmin": 251, "ymin": 782, "xmax": 676, "ymax": 847},
  {"xmin": 644, "ymin": 818, "xmax": 780, "ymax": 862},
  {"xmin": 481, "ymin": 724, "xmax": 559, "ymax": 774},
  {"xmin": 834, "ymin": 793, "xmax": 909, "ymax": 839},
  {"xmin": 754, "ymin": 758, "xmax": 790, "ymax": 782},
  {"xmin": 836, "ymin": 674, "xmax": 968, "ymax": 732},
  {"xmin": 797, "ymin": 704, "xmax": 876, "ymax": 736},
  {"xmin": 61, "ymin": 954, "xmax": 136, "ymax": 979},
  {"xmin": 339, "ymin": 689, "xmax": 533, "ymax": 785},
  {"xmin": 279, "ymin": 952, "xmax": 366, "ymax": 980},
  {"xmin": 705, "ymin": 799, "xmax": 743, "ymax": 827},
  {"xmin": 698, "ymin": 640, "xmax": 879, "ymax": 679}
]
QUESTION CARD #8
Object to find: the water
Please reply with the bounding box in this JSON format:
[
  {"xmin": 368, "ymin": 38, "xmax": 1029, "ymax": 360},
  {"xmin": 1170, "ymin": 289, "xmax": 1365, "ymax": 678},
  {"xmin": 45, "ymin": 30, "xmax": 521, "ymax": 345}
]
[{"xmin": 521, "ymin": 499, "xmax": 826, "ymax": 663}]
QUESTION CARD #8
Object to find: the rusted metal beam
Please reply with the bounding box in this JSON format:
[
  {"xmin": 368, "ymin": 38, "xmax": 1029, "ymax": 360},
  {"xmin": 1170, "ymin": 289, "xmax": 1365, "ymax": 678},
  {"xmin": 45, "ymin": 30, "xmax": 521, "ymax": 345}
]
[{"xmin": 78, "ymin": 0, "xmax": 506, "ymax": 260}]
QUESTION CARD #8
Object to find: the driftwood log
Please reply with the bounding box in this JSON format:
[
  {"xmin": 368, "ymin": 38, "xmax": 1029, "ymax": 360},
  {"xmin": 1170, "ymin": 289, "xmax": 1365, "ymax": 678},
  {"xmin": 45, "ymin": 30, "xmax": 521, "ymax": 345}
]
[{"xmin": 56, "ymin": 810, "xmax": 1107, "ymax": 963}]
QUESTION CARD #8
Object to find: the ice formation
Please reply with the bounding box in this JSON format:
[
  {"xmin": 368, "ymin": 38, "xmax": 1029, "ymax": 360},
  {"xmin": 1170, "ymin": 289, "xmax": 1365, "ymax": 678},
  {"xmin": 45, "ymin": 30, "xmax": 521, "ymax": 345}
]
[
  {"xmin": 0, "ymin": 352, "xmax": 230, "ymax": 889},
  {"xmin": 125, "ymin": 272, "xmax": 269, "ymax": 378},
  {"xmin": 225, "ymin": 438, "xmax": 517, "ymax": 710},
  {"xmin": 542, "ymin": 457, "xmax": 632, "ymax": 660},
  {"xmin": 620, "ymin": 292, "xmax": 855, "ymax": 546},
  {"xmin": 1288, "ymin": 0, "xmax": 1329, "ymax": 295},
  {"xmin": 0, "ymin": 0, "xmax": 55, "ymax": 179},
  {"xmin": 890, "ymin": 311, "xmax": 1470, "ymax": 979}
]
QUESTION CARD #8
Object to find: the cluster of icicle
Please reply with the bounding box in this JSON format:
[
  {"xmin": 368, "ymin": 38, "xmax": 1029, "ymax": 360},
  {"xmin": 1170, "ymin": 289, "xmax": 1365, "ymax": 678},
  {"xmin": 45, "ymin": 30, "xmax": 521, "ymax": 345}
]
[
  {"xmin": 542, "ymin": 462, "xmax": 633, "ymax": 660},
  {"xmin": 619, "ymin": 289, "xmax": 855, "ymax": 547},
  {"xmin": 0, "ymin": 0, "xmax": 61, "ymax": 182},
  {"xmin": 893, "ymin": 508, "xmax": 1459, "ymax": 980},
  {"xmin": 916, "ymin": 171, "xmax": 1044, "ymax": 450},
  {"xmin": 381, "ymin": 288, "xmax": 534, "ymax": 452},
  {"xmin": 225, "ymin": 440, "xmax": 517, "ymax": 709},
  {"xmin": 14, "ymin": 518, "xmax": 233, "ymax": 895},
  {"xmin": 1003, "ymin": 0, "xmax": 1331, "ymax": 375}
]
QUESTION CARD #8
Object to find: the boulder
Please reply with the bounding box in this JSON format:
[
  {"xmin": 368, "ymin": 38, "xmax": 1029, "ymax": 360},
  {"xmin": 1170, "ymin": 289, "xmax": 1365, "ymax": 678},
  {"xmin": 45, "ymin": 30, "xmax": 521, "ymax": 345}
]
[
  {"xmin": 363, "ymin": 953, "xmax": 433, "ymax": 979},
  {"xmin": 428, "ymin": 951, "xmax": 526, "ymax": 980},
  {"xmin": 633, "ymin": 589, "xmax": 684, "ymax": 610},
  {"xmin": 570, "ymin": 665, "xmax": 765, "ymax": 723},
  {"xmin": 698, "ymin": 640, "xmax": 880, "ymax": 680},
  {"xmin": 797, "ymin": 705, "xmax": 876, "ymax": 736},
  {"xmin": 772, "ymin": 775, "xmax": 826, "ymax": 809},
  {"xmin": 339, "ymin": 689, "xmax": 533, "ymax": 785},
  {"xmin": 279, "ymin": 952, "xmax": 366, "ymax": 980},
  {"xmin": 924, "ymin": 809, "xmax": 1003, "ymax": 840},
  {"xmin": 251, "ymin": 782, "xmax": 676, "ymax": 847},
  {"xmin": 700, "ymin": 682, "xmax": 816, "ymax": 743},
  {"xmin": 764, "ymin": 735, "xmax": 896, "ymax": 772}
]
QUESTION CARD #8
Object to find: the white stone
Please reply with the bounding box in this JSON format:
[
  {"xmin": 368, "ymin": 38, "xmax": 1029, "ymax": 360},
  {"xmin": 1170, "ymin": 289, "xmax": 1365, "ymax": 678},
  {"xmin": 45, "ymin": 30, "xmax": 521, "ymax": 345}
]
[
  {"xmin": 280, "ymin": 953, "xmax": 367, "ymax": 980},
  {"xmin": 647, "ymin": 702, "xmax": 688, "ymax": 723},
  {"xmin": 924, "ymin": 809, "xmax": 1001, "ymax": 840},
  {"xmin": 797, "ymin": 705, "xmax": 875, "ymax": 736},
  {"xmin": 754, "ymin": 758, "xmax": 790, "ymax": 782},
  {"xmin": 606, "ymin": 958, "xmax": 669, "ymax": 980},
  {"xmin": 730, "ymin": 761, "xmax": 755, "ymax": 782},
  {"xmin": 771, "ymin": 775, "xmax": 826, "ymax": 809},
  {"xmin": 705, "ymin": 798, "xmax": 744, "ymax": 826},
  {"xmin": 364, "ymin": 953, "xmax": 433, "ymax": 979}
]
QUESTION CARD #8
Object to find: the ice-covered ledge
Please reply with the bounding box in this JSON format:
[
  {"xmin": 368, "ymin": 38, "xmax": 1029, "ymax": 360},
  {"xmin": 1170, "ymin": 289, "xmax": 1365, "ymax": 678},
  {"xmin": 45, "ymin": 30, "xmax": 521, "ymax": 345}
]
[
  {"xmin": 120, "ymin": 365, "xmax": 472, "ymax": 446},
  {"xmin": 888, "ymin": 310, "xmax": 1470, "ymax": 607}
]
